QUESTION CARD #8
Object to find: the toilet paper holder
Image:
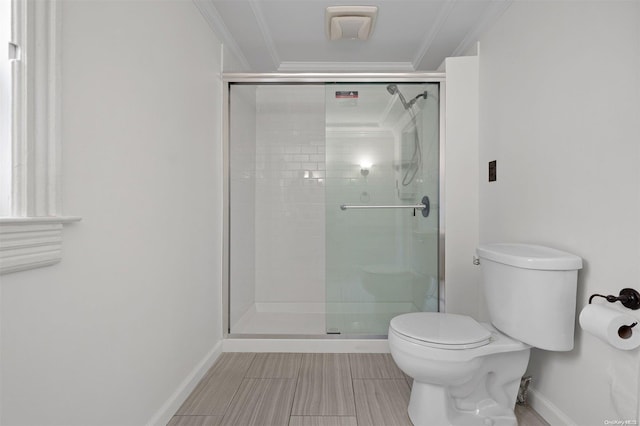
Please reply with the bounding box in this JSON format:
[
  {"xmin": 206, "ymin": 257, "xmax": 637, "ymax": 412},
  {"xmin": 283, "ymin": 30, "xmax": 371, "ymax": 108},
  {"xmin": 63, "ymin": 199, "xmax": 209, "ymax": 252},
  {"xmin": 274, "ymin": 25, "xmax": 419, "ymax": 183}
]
[
  {"xmin": 588, "ymin": 288, "xmax": 640, "ymax": 310},
  {"xmin": 619, "ymin": 322, "xmax": 638, "ymax": 339}
]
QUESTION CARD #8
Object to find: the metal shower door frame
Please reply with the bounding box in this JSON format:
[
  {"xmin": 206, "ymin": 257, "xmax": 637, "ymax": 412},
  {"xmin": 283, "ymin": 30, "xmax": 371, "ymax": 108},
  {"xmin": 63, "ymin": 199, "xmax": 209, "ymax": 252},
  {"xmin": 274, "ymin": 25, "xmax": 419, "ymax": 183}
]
[{"xmin": 222, "ymin": 73, "xmax": 446, "ymax": 339}]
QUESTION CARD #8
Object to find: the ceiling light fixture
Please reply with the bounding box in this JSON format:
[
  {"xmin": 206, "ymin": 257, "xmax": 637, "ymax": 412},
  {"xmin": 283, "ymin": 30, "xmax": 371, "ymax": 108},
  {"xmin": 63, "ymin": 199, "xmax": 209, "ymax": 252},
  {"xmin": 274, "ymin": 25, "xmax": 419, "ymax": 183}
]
[{"xmin": 326, "ymin": 6, "xmax": 378, "ymax": 41}]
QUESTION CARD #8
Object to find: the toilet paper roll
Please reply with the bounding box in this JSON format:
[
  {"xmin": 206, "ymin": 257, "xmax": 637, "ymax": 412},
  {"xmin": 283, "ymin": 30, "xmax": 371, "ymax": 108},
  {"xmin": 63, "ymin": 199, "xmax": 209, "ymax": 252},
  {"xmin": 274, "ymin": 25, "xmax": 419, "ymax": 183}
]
[{"xmin": 579, "ymin": 304, "xmax": 640, "ymax": 350}]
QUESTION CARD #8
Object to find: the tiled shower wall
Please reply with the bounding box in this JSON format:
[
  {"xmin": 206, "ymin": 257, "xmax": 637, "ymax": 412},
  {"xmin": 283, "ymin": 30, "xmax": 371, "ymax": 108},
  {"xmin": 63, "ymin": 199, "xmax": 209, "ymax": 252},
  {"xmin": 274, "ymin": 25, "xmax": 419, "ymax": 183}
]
[{"xmin": 254, "ymin": 86, "xmax": 327, "ymax": 305}]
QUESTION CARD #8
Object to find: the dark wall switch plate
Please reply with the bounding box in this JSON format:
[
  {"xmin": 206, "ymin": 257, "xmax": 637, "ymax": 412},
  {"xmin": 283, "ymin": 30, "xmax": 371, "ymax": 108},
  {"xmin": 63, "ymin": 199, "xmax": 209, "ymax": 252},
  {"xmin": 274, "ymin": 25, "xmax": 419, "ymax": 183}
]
[{"xmin": 489, "ymin": 160, "xmax": 497, "ymax": 182}]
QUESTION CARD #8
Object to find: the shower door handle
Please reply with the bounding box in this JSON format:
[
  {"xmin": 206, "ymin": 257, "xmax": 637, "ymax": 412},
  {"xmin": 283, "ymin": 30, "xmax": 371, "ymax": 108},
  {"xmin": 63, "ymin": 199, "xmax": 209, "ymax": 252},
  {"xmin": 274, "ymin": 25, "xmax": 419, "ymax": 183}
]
[{"xmin": 340, "ymin": 196, "xmax": 430, "ymax": 218}]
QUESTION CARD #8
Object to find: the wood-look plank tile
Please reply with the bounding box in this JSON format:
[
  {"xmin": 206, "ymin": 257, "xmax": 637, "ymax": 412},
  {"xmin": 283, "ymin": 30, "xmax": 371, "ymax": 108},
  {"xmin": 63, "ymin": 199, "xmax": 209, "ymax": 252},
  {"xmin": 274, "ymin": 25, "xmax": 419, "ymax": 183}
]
[
  {"xmin": 288, "ymin": 416, "xmax": 358, "ymax": 426},
  {"xmin": 220, "ymin": 378, "xmax": 296, "ymax": 426},
  {"xmin": 353, "ymin": 379, "xmax": 412, "ymax": 426},
  {"xmin": 167, "ymin": 415, "xmax": 223, "ymax": 426},
  {"xmin": 404, "ymin": 372, "xmax": 413, "ymax": 389},
  {"xmin": 292, "ymin": 353, "xmax": 356, "ymax": 416},
  {"xmin": 349, "ymin": 353, "xmax": 405, "ymax": 379},
  {"xmin": 246, "ymin": 353, "xmax": 302, "ymax": 378},
  {"xmin": 176, "ymin": 353, "xmax": 255, "ymax": 416},
  {"xmin": 515, "ymin": 404, "xmax": 550, "ymax": 426},
  {"xmin": 205, "ymin": 352, "xmax": 256, "ymax": 378}
]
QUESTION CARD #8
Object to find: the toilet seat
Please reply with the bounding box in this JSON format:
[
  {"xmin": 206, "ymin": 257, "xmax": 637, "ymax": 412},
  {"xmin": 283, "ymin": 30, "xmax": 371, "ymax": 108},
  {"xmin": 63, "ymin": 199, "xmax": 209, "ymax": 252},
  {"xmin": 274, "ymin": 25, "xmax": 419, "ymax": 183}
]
[{"xmin": 389, "ymin": 312, "xmax": 492, "ymax": 350}]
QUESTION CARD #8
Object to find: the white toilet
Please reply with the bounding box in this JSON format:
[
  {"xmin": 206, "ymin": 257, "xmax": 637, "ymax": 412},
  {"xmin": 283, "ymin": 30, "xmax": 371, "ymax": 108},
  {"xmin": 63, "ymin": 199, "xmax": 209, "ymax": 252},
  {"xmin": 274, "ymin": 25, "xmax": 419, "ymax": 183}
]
[{"xmin": 388, "ymin": 243, "xmax": 582, "ymax": 426}]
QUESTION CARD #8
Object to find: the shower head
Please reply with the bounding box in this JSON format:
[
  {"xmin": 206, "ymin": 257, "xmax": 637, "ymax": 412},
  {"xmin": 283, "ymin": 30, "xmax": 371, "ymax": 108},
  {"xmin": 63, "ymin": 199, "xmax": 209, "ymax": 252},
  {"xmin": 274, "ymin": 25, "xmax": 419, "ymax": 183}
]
[
  {"xmin": 386, "ymin": 84, "xmax": 427, "ymax": 110},
  {"xmin": 386, "ymin": 83, "xmax": 410, "ymax": 110}
]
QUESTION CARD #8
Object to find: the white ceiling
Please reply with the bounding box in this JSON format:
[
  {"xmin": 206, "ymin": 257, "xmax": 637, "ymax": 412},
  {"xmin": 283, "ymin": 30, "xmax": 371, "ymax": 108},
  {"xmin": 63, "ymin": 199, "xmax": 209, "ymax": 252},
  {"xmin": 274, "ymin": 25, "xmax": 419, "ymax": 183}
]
[{"xmin": 198, "ymin": 0, "xmax": 512, "ymax": 72}]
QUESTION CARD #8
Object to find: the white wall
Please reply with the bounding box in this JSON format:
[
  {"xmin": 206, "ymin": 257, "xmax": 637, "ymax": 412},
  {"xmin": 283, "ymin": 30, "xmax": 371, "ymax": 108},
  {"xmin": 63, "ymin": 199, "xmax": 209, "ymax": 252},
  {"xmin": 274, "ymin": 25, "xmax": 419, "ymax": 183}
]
[
  {"xmin": 222, "ymin": 46, "xmax": 248, "ymax": 73},
  {"xmin": 477, "ymin": 2, "xmax": 640, "ymax": 424},
  {"xmin": 0, "ymin": 1, "xmax": 224, "ymax": 424},
  {"xmin": 443, "ymin": 56, "xmax": 480, "ymax": 318}
]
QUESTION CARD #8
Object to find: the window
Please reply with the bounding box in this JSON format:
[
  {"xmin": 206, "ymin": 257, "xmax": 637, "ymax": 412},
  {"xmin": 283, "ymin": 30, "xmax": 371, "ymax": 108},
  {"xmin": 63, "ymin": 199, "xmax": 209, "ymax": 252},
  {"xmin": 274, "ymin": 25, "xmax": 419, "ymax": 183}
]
[
  {"xmin": 1, "ymin": 0, "xmax": 11, "ymax": 216},
  {"xmin": 0, "ymin": 0, "xmax": 80, "ymax": 274}
]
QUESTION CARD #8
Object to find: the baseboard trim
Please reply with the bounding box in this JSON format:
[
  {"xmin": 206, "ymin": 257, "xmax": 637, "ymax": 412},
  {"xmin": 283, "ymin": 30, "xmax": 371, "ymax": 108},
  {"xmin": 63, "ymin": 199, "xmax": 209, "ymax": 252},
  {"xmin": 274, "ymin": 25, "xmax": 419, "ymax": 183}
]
[
  {"xmin": 146, "ymin": 340, "xmax": 223, "ymax": 426},
  {"xmin": 528, "ymin": 387, "xmax": 576, "ymax": 426}
]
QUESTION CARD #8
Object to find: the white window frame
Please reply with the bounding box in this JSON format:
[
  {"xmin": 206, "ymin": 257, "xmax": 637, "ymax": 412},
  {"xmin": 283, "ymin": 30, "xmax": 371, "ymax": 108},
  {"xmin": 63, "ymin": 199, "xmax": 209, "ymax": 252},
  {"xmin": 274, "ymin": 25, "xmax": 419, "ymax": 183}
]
[{"xmin": 0, "ymin": 0, "xmax": 80, "ymax": 275}]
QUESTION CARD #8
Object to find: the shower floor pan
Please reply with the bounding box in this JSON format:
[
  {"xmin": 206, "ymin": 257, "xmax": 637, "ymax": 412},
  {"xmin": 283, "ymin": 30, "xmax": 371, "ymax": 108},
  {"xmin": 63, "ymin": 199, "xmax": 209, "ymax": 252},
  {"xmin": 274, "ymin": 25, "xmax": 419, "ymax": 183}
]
[{"xmin": 230, "ymin": 302, "xmax": 417, "ymax": 335}]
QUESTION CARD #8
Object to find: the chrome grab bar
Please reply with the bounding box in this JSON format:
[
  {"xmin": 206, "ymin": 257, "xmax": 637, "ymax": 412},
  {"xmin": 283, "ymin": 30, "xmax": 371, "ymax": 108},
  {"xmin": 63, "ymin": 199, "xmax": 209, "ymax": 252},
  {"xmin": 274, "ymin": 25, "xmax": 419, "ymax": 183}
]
[{"xmin": 340, "ymin": 196, "xmax": 430, "ymax": 217}]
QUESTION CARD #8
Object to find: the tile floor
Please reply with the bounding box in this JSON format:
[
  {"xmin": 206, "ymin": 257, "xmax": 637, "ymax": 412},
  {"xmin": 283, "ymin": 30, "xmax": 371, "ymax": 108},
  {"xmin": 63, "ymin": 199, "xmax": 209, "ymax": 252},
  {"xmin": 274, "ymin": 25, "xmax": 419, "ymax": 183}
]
[{"xmin": 169, "ymin": 352, "xmax": 550, "ymax": 426}]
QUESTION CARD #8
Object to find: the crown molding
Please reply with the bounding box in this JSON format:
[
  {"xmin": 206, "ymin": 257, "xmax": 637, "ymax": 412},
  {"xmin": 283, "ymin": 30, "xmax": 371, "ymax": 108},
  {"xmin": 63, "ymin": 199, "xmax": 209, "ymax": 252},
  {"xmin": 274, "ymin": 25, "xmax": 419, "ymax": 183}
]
[
  {"xmin": 248, "ymin": 0, "xmax": 280, "ymax": 70},
  {"xmin": 192, "ymin": 0, "xmax": 252, "ymax": 71},
  {"xmin": 278, "ymin": 62, "xmax": 415, "ymax": 72},
  {"xmin": 451, "ymin": 0, "xmax": 513, "ymax": 57},
  {"xmin": 412, "ymin": 0, "xmax": 457, "ymax": 69}
]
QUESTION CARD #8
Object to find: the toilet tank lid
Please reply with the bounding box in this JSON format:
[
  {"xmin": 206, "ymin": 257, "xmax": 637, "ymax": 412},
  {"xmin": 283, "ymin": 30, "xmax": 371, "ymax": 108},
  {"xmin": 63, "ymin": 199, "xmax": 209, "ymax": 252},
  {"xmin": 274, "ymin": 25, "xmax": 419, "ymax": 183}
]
[{"xmin": 476, "ymin": 243, "xmax": 582, "ymax": 271}]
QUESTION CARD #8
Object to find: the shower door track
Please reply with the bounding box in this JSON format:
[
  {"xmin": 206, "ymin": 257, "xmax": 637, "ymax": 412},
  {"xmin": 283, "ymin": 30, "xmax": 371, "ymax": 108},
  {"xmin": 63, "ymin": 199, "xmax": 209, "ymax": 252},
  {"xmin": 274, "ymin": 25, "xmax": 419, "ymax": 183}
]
[
  {"xmin": 222, "ymin": 73, "xmax": 446, "ymax": 340},
  {"xmin": 223, "ymin": 72, "xmax": 445, "ymax": 85}
]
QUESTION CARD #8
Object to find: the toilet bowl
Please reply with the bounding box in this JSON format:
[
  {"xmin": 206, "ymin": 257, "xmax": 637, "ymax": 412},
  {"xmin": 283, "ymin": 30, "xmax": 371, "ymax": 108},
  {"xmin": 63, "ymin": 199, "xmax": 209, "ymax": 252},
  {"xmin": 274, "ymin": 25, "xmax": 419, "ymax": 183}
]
[
  {"xmin": 388, "ymin": 243, "xmax": 583, "ymax": 426},
  {"xmin": 389, "ymin": 312, "xmax": 530, "ymax": 426}
]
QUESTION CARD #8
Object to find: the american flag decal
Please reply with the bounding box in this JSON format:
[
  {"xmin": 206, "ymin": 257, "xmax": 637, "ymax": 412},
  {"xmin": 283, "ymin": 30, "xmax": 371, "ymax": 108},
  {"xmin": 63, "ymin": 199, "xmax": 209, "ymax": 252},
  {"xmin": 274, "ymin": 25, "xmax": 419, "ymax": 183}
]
[{"xmin": 335, "ymin": 91, "xmax": 358, "ymax": 99}]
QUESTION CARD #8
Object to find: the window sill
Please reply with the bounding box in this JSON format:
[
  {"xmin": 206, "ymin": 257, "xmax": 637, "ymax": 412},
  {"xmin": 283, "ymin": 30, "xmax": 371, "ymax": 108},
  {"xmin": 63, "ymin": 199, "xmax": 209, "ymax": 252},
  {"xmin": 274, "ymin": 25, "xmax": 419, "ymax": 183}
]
[{"xmin": 0, "ymin": 216, "xmax": 81, "ymax": 275}]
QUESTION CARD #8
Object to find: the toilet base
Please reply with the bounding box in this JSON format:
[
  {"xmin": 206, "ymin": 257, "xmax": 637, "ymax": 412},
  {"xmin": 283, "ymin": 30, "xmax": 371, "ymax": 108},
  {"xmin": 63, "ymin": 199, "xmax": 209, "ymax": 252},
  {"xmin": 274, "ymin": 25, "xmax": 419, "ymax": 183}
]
[
  {"xmin": 408, "ymin": 380, "xmax": 518, "ymax": 426},
  {"xmin": 389, "ymin": 320, "xmax": 531, "ymax": 426}
]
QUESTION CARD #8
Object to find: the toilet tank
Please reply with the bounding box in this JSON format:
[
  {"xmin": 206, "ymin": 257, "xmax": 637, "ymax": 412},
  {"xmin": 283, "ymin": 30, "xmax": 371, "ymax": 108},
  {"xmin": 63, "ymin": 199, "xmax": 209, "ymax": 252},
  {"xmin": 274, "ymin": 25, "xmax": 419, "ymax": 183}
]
[{"xmin": 476, "ymin": 243, "xmax": 583, "ymax": 351}]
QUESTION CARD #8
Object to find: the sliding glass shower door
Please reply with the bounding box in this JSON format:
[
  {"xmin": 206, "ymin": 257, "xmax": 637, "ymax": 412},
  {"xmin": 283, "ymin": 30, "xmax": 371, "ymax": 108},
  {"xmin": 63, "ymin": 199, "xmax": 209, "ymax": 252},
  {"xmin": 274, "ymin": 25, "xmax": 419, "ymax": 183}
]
[
  {"xmin": 227, "ymin": 79, "xmax": 440, "ymax": 336},
  {"xmin": 324, "ymin": 83, "xmax": 440, "ymax": 335},
  {"xmin": 228, "ymin": 83, "xmax": 327, "ymax": 335}
]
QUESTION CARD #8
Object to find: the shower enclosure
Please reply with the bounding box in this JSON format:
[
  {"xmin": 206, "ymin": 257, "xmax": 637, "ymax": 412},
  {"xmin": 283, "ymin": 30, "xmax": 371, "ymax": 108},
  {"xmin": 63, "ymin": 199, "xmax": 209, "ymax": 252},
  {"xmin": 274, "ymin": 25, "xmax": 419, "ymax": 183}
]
[{"xmin": 225, "ymin": 74, "xmax": 444, "ymax": 338}]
